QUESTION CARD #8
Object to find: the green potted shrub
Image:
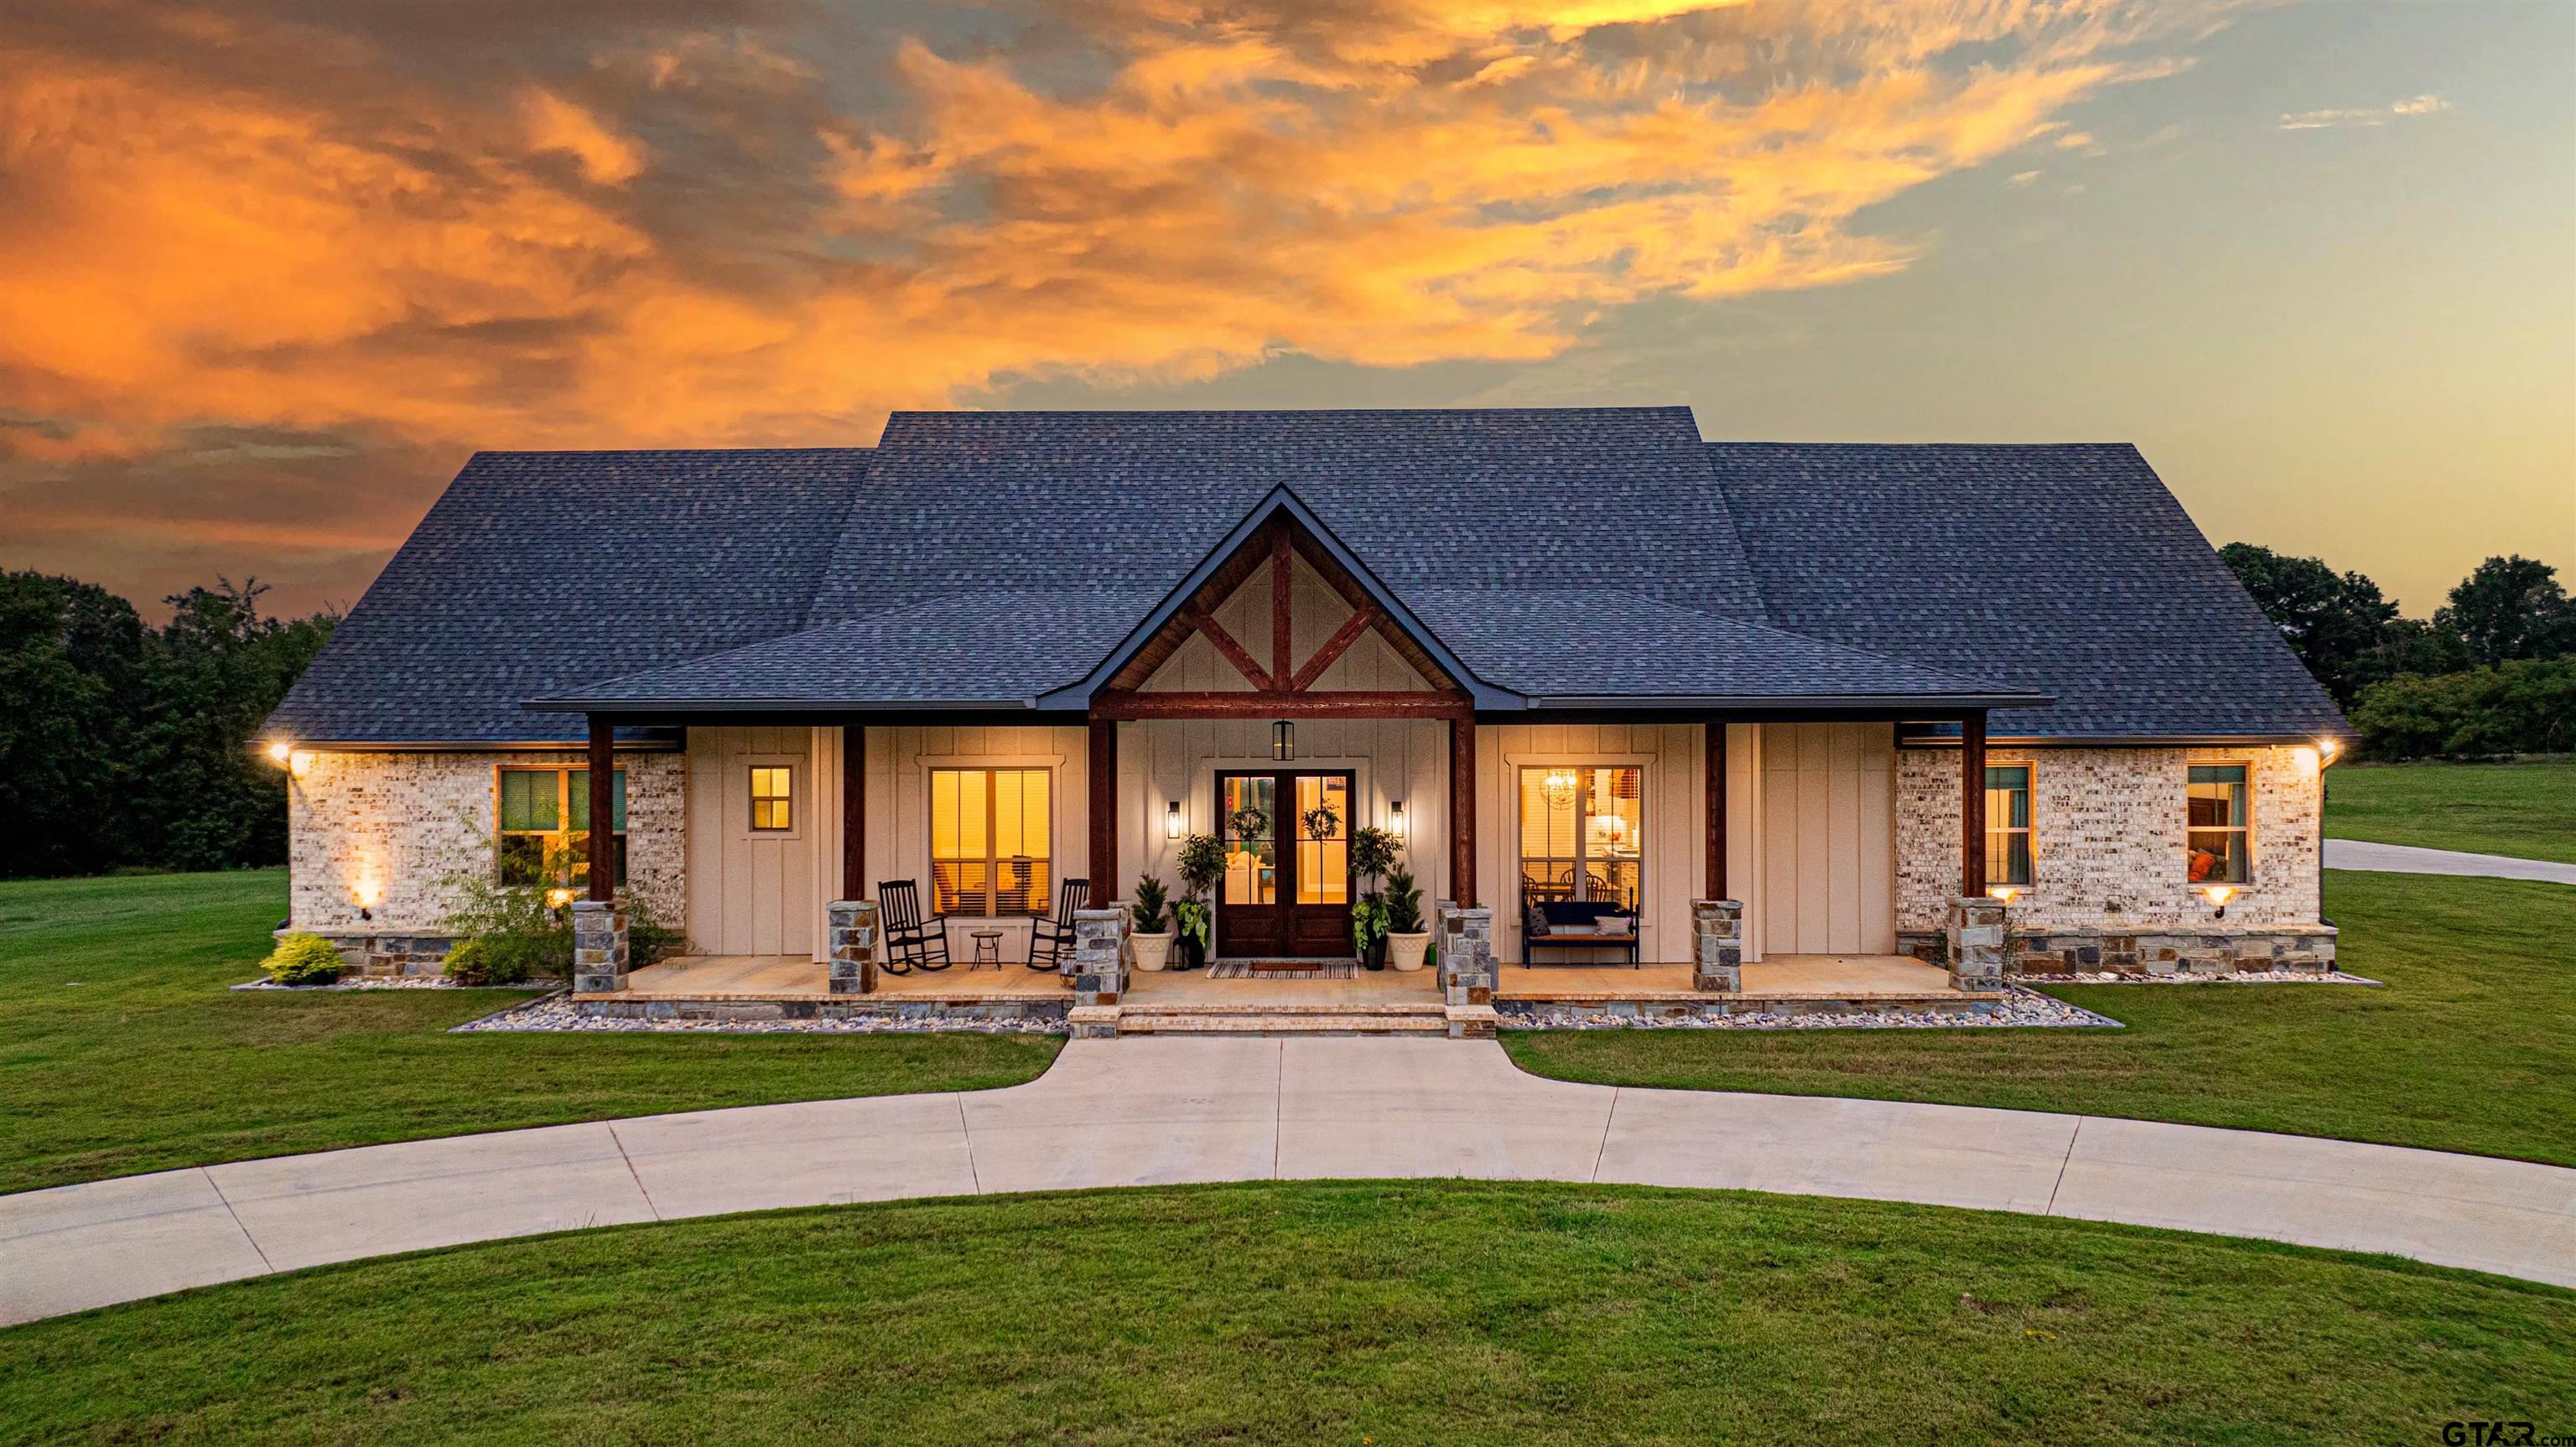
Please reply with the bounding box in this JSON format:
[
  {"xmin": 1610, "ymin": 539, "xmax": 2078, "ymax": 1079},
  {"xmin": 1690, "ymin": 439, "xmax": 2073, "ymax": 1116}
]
[
  {"xmin": 1173, "ymin": 832, "xmax": 1224, "ymax": 971},
  {"xmin": 261, "ymin": 932, "xmax": 346, "ymax": 986},
  {"xmin": 1348, "ymin": 825, "xmax": 1400, "ymax": 968},
  {"xmin": 1130, "ymin": 874, "xmax": 1175, "ymax": 972},
  {"xmin": 1383, "ymin": 864, "xmax": 1431, "ymax": 972}
]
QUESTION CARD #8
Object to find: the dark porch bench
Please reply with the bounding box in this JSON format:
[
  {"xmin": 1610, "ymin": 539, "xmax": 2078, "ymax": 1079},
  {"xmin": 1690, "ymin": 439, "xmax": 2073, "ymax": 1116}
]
[{"xmin": 1520, "ymin": 900, "xmax": 1642, "ymax": 968}]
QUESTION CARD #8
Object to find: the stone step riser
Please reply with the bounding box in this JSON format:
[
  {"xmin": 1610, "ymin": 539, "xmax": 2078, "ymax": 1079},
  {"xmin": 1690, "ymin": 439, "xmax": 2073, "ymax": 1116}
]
[{"xmin": 1117, "ymin": 1017, "xmax": 1446, "ymax": 1035}]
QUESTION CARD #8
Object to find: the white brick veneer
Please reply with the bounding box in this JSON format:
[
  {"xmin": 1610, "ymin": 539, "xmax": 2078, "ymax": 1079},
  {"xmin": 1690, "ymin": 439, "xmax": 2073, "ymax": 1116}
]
[
  {"xmin": 286, "ymin": 751, "xmax": 686, "ymax": 936},
  {"xmin": 1895, "ymin": 744, "xmax": 2324, "ymax": 932}
]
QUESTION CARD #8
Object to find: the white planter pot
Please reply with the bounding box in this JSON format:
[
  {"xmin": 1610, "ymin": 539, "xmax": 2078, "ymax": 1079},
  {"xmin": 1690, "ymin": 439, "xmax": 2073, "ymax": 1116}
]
[
  {"xmin": 1131, "ymin": 929, "xmax": 1176, "ymax": 972},
  {"xmin": 1386, "ymin": 931, "xmax": 1431, "ymax": 972}
]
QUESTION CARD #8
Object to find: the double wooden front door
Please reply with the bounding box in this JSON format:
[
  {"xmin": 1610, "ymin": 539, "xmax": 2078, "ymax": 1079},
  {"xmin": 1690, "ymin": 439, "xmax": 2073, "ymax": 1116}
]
[{"xmin": 1214, "ymin": 770, "xmax": 1354, "ymax": 958}]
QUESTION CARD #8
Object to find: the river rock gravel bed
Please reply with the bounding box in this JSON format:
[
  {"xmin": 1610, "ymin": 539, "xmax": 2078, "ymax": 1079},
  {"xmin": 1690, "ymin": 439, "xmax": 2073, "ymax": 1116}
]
[
  {"xmin": 1498, "ymin": 986, "xmax": 2121, "ymax": 1030},
  {"xmin": 451, "ymin": 997, "xmax": 1065, "ymax": 1035}
]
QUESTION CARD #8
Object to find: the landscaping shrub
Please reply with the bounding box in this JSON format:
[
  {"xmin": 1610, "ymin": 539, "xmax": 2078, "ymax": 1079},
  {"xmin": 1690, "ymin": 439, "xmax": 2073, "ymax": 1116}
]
[
  {"xmin": 2351, "ymin": 656, "xmax": 2576, "ymax": 760},
  {"xmin": 260, "ymin": 932, "xmax": 345, "ymax": 986}
]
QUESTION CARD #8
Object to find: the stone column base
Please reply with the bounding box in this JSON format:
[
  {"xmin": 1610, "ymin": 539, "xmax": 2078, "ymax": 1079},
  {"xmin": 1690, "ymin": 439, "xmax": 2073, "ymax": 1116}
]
[
  {"xmin": 572, "ymin": 899, "xmax": 630, "ymax": 993},
  {"xmin": 826, "ymin": 899, "xmax": 880, "ymax": 995},
  {"xmin": 1438, "ymin": 905, "xmax": 1494, "ymax": 1009},
  {"xmin": 1072, "ymin": 907, "xmax": 1128, "ymax": 1006},
  {"xmin": 1690, "ymin": 899, "xmax": 1743, "ymax": 992},
  {"xmin": 1945, "ymin": 895, "xmax": 2006, "ymax": 993}
]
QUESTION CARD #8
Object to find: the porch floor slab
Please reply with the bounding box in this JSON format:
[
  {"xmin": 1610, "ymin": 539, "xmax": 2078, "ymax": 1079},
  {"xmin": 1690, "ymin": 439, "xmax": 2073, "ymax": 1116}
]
[
  {"xmin": 1498, "ymin": 954, "xmax": 1960, "ymax": 1002},
  {"xmin": 621, "ymin": 955, "xmax": 1063, "ymax": 1002}
]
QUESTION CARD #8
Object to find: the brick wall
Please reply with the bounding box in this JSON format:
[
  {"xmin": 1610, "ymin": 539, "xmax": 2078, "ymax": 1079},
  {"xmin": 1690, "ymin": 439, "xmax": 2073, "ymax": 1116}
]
[
  {"xmin": 286, "ymin": 750, "xmax": 687, "ymax": 939},
  {"xmin": 1894, "ymin": 744, "xmax": 2324, "ymax": 933}
]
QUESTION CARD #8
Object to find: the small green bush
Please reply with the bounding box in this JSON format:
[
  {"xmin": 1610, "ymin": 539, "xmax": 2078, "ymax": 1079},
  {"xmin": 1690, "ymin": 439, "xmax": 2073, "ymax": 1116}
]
[
  {"xmin": 440, "ymin": 934, "xmax": 553, "ymax": 987},
  {"xmin": 1130, "ymin": 874, "xmax": 1171, "ymax": 933},
  {"xmin": 261, "ymin": 933, "xmax": 346, "ymax": 986}
]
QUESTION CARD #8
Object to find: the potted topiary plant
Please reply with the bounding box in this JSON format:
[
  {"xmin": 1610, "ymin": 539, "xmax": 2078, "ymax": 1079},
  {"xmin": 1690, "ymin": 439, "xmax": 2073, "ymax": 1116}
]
[
  {"xmin": 1173, "ymin": 831, "xmax": 1224, "ymax": 971},
  {"xmin": 1382, "ymin": 864, "xmax": 1431, "ymax": 972},
  {"xmin": 1130, "ymin": 874, "xmax": 1175, "ymax": 972},
  {"xmin": 1348, "ymin": 824, "xmax": 1400, "ymax": 968}
]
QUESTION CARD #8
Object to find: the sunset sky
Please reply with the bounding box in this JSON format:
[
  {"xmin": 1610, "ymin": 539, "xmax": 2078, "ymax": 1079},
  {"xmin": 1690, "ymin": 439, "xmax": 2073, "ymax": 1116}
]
[{"xmin": 3, "ymin": 0, "xmax": 2568, "ymax": 620}]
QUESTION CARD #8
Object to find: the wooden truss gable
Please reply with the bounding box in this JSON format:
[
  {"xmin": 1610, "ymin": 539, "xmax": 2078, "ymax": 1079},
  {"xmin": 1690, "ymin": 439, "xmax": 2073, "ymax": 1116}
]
[{"xmin": 1090, "ymin": 515, "xmax": 1472, "ymax": 721}]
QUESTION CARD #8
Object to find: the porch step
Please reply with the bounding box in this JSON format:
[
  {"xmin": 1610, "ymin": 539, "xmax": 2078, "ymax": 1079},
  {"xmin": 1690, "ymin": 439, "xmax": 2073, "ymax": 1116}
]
[{"xmin": 1113, "ymin": 1002, "xmax": 1447, "ymax": 1036}]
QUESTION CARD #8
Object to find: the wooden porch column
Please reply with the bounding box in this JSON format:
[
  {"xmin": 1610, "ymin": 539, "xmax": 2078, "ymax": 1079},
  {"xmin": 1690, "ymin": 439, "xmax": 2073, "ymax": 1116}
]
[
  {"xmin": 841, "ymin": 724, "xmax": 865, "ymax": 900},
  {"xmin": 585, "ymin": 714, "xmax": 616, "ymax": 902},
  {"xmin": 1448, "ymin": 715, "xmax": 1478, "ymax": 909},
  {"xmin": 1705, "ymin": 719, "xmax": 1728, "ymax": 900},
  {"xmin": 1087, "ymin": 713, "xmax": 1118, "ymax": 900},
  {"xmin": 1961, "ymin": 710, "xmax": 1988, "ymax": 899}
]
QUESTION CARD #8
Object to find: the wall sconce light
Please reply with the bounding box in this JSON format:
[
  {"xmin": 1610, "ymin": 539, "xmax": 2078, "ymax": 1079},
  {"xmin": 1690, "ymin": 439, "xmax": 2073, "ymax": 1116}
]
[
  {"xmin": 546, "ymin": 887, "xmax": 574, "ymax": 910},
  {"xmin": 1987, "ymin": 884, "xmax": 2020, "ymax": 905},
  {"xmin": 265, "ymin": 739, "xmax": 293, "ymax": 769},
  {"xmin": 352, "ymin": 878, "xmax": 382, "ymax": 921},
  {"xmin": 1272, "ymin": 721, "xmax": 1295, "ymax": 761},
  {"xmin": 1165, "ymin": 800, "xmax": 1184, "ymax": 840},
  {"xmin": 2315, "ymin": 737, "xmax": 2341, "ymax": 765},
  {"xmin": 2201, "ymin": 884, "xmax": 2236, "ymax": 919},
  {"xmin": 1387, "ymin": 800, "xmax": 1405, "ymax": 840}
]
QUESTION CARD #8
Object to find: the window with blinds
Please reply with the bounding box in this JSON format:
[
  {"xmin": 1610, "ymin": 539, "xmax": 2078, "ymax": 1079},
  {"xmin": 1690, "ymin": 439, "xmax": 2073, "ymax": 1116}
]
[
  {"xmin": 496, "ymin": 767, "xmax": 626, "ymax": 888},
  {"xmin": 1517, "ymin": 765, "xmax": 1643, "ymax": 911},
  {"xmin": 930, "ymin": 767, "xmax": 1052, "ymax": 915}
]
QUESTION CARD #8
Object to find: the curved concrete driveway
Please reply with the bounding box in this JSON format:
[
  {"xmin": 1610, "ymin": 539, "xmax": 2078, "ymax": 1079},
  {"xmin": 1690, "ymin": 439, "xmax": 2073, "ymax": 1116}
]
[
  {"xmin": 6, "ymin": 1037, "xmax": 2572, "ymax": 1326},
  {"xmin": 2325, "ymin": 838, "xmax": 2576, "ymax": 884}
]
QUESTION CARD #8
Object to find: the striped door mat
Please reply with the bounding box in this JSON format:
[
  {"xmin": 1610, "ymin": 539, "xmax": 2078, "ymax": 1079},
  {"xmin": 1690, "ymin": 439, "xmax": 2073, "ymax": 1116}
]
[{"xmin": 1208, "ymin": 960, "xmax": 1360, "ymax": 980}]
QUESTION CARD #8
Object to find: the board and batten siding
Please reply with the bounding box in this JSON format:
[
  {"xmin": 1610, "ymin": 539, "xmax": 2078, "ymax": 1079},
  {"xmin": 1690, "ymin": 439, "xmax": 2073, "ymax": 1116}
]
[
  {"xmin": 1753, "ymin": 722, "xmax": 1896, "ymax": 957},
  {"xmin": 684, "ymin": 726, "xmax": 819, "ymax": 957}
]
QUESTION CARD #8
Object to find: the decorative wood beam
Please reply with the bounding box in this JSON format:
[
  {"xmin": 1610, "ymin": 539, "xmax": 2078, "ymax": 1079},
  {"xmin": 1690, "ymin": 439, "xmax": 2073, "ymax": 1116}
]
[
  {"xmin": 1270, "ymin": 523, "xmax": 1293, "ymax": 689},
  {"xmin": 1090, "ymin": 690, "xmax": 1470, "ymax": 721},
  {"xmin": 1088, "ymin": 714, "xmax": 1118, "ymax": 896},
  {"xmin": 1706, "ymin": 719, "xmax": 1727, "ymax": 902},
  {"xmin": 841, "ymin": 724, "xmax": 865, "ymax": 900},
  {"xmin": 1289, "ymin": 605, "xmax": 1379, "ymax": 692},
  {"xmin": 1961, "ymin": 710, "xmax": 1988, "ymax": 899},
  {"xmin": 585, "ymin": 715, "xmax": 616, "ymax": 903},
  {"xmin": 1449, "ymin": 715, "xmax": 1478, "ymax": 909},
  {"xmin": 1182, "ymin": 609, "xmax": 1274, "ymax": 692}
]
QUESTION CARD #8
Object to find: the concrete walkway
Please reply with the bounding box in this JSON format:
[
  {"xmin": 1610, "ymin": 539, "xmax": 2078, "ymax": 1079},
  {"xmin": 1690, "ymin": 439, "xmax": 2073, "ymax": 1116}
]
[
  {"xmin": 6, "ymin": 1038, "xmax": 2572, "ymax": 1326},
  {"xmin": 2324, "ymin": 838, "xmax": 2576, "ymax": 884}
]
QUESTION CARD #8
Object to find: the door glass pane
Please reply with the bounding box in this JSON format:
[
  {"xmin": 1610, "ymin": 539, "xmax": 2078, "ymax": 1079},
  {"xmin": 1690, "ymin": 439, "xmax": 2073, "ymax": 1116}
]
[
  {"xmin": 1589, "ymin": 768, "xmax": 1642, "ymax": 905},
  {"xmin": 1221, "ymin": 775, "xmax": 1275, "ymax": 906},
  {"xmin": 1296, "ymin": 775, "xmax": 1348, "ymax": 905}
]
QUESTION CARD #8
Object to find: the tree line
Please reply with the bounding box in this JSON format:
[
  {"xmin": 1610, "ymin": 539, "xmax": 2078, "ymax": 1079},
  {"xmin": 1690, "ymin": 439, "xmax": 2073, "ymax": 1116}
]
[
  {"xmin": 0, "ymin": 573, "xmax": 336, "ymax": 879},
  {"xmin": 2221, "ymin": 546, "xmax": 2574, "ymax": 760}
]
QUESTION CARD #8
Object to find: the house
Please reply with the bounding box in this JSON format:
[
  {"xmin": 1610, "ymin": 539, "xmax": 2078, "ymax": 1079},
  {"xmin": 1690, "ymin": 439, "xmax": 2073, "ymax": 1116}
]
[{"xmin": 264, "ymin": 407, "xmax": 2350, "ymax": 1034}]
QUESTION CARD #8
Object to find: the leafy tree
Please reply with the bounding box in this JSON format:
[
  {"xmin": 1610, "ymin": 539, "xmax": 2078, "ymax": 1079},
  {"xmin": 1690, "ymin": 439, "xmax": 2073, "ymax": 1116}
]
[
  {"xmin": 2351, "ymin": 657, "xmax": 2576, "ymax": 760},
  {"xmin": 0, "ymin": 574, "xmax": 147, "ymax": 876},
  {"xmin": 2374, "ymin": 616, "xmax": 2473, "ymax": 680},
  {"xmin": 131, "ymin": 580, "xmax": 337, "ymax": 871},
  {"xmin": 2435, "ymin": 555, "xmax": 2576, "ymax": 666},
  {"xmin": 0, "ymin": 573, "xmax": 335, "ymax": 878},
  {"xmin": 2220, "ymin": 543, "xmax": 2400, "ymax": 708}
]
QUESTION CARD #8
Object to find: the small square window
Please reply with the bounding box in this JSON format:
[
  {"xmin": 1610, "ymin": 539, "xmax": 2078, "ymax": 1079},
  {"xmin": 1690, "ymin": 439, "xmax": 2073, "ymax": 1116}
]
[{"xmin": 750, "ymin": 766, "xmax": 793, "ymax": 832}]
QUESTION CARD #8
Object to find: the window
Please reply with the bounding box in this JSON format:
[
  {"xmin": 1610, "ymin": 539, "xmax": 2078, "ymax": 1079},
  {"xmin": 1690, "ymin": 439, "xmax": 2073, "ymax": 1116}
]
[
  {"xmin": 750, "ymin": 766, "xmax": 793, "ymax": 832},
  {"xmin": 930, "ymin": 767, "xmax": 1052, "ymax": 915},
  {"xmin": 1986, "ymin": 765, "xmax": 2032, "ymax": 887},
  {"xmin": 496, "ymin": 768, "xmax": 626, "ymax": 888},
  {"xmin": 1518, "ymin": 765, "xmax": 1643, "ymax": 911},
  {"xmin": 2186, "ymin": 764, "xmax": 2250, "ymax": 883}
]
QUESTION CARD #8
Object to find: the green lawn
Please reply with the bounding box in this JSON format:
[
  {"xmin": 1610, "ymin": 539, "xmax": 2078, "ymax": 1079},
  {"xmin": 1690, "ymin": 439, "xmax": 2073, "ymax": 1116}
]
[
  {"xmin": 2326, "ymin": 756, "xmax": 2575, "ymax": 862},
  {"xmin": 0, "ymin": 871, "xmax": 1059, "ymax": 1195},
  {"xmin": 3, "ymin": 1182, "xmax": 2564, "ymax": 1445},
  {"xmin": 1509, "ymin": 871, "xmax": 2576, "ymax": 1166}
]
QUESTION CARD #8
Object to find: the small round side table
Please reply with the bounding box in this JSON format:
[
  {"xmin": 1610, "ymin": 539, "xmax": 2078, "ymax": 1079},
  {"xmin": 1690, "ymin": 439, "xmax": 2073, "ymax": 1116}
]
[{"xmin": 969, "ymin": 930, "xmax": 1005, "ymax": 970}]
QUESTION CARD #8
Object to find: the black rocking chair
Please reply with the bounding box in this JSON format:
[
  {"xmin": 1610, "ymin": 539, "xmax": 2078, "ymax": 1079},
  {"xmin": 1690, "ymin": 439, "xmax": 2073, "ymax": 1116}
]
[
  {"xmin": 876, "ymin": 879, "xmax": 952, "ymax": 973},
  {"xmin": 1026, "ymin": 877, "xmax": 1089, "ymax": 972}
]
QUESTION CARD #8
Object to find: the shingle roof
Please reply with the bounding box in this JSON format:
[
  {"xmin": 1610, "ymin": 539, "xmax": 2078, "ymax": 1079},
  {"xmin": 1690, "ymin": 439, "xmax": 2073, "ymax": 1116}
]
[
  {"xmin": 267, "ymin": 449, "xmax": 867, "ymax": 743},
  {"xmin": 1704, "ymin": 443, "xmax": 2350, "ymax": 739},
  {"xmin": 267, "ymin": 412, "xmax": 2344, "ymax": 744},
  {"xmin": 1397, "ymin": 587, "xmax": 2023, "ymax": 703}
]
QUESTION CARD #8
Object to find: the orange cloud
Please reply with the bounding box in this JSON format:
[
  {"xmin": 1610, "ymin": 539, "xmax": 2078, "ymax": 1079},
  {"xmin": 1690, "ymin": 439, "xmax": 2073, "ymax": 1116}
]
[{"xmin": 0, "ymin": 0, "xmax": 2220, "ymax": 611}]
